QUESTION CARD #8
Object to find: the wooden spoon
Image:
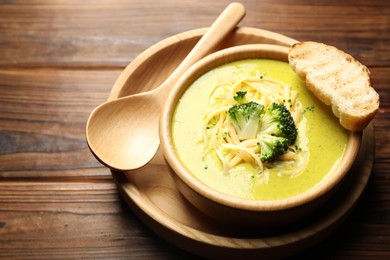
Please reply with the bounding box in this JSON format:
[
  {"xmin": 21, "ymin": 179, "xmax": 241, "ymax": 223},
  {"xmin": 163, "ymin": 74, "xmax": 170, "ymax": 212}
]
[{"xmin": 86, "ymin": 2, "xmax": 246, "ymax": 170}]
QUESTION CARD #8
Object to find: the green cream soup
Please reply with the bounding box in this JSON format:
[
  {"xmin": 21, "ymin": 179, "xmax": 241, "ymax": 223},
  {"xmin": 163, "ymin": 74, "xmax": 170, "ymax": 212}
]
[{"xmin": 172, "ymin": 59, "xmax": 348, "ymax": 200}]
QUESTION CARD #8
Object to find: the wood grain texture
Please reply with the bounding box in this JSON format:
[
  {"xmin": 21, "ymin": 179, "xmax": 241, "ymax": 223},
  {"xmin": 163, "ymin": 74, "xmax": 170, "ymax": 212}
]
[
  {"xmin": 0, "ymin": 0, "xmax": 388, "ymax": 67},
  {"xmin": 0, "ymin": 68, "xmax": 121, "ymax": 178},
  {"xmin": 0, "ymin": 180, "xmax": 195, "ymax": 259},
  {"xmin": 0, "ymin": 0, "xmax": 389, "ymax": 258}
]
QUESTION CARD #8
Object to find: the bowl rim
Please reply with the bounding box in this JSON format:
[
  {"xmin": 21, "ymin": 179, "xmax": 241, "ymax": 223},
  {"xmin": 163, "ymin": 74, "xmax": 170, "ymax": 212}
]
[
  {"xmin": 160, "ymin": 44, "xmax": 362, "ymax": 212},
  {"xmin": 108, "ymin": 27, "xmax": 297, "ymax": 102}
]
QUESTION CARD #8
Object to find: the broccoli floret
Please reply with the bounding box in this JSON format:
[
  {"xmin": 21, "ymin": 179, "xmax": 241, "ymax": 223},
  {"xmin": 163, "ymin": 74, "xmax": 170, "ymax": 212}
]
[
  {"xmin": 227, "ymin": 101, "xmax": 264, "ymax": 140},
  {"xmin": 258, "ymin": 103, "xmax": 297, "ymax": 145},
  {"xmin": 233, "ymin": 91, "xmax": 247, "ymax": 103},
  {"xmin": 257, "ymin": 134, "xmax": 289, "ymax": 163}
]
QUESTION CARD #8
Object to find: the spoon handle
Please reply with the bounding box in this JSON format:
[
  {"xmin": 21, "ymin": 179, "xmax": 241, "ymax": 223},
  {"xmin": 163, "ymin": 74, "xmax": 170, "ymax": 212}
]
[{"xmin": 158, "ymin": 2, "xmax": 246, "ymax": 96}]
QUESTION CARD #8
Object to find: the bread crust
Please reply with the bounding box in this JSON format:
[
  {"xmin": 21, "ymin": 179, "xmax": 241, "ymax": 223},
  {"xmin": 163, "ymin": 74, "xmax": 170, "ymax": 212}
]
[{"xmin": 288, "ymin": 41, "xmax": 379, "ymax": 131}]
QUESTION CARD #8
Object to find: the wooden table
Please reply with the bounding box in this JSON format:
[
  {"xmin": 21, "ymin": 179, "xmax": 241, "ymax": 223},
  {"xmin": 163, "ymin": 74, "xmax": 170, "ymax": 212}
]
[{"xmin": 0, "ymin": 0, "xmax": 389, "ymax": 258}]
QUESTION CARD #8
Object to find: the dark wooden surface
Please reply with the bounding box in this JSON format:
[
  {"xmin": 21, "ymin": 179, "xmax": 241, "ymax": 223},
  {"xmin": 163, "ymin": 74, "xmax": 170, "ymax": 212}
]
[{"xmin": 0, "ymin": 0, "xmax": 389, "ymax": 258}]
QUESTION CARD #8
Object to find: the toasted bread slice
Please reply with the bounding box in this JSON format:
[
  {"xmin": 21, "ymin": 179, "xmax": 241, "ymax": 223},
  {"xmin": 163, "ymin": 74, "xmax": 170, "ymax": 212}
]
[{"xmin": 288, "ymin": 41, "xmax": 379, "ymax": 131}]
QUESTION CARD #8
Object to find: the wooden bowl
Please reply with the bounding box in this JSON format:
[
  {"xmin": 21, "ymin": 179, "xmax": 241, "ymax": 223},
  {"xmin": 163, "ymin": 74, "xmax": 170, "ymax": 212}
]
[
  {"xmin": 159, "ymin": 44, "xmax": 362, "ymax": 229},
  {"xmin": 108, "ymin": 27, "xmax": 373, "ymax": 257}
]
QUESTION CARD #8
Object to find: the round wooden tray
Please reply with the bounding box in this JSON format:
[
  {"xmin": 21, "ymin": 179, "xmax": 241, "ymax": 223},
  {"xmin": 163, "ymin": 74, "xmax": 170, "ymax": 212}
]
[{"xmin": 109, "ymin": 27, "xmax": 375, "ymax": 259}]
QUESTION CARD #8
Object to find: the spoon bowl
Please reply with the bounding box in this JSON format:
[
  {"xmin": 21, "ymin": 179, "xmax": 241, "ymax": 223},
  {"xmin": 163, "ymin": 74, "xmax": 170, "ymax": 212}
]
[{"xmin": 86, "ymin": 2, "xmax": 246, "ymax": 170}]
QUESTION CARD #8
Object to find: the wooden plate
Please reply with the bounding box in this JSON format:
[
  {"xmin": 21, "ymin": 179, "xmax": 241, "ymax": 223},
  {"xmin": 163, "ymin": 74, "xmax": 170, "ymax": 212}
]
[{"xmin": 108, "ymin": 27, "xmax": 375, "ymax": 259}]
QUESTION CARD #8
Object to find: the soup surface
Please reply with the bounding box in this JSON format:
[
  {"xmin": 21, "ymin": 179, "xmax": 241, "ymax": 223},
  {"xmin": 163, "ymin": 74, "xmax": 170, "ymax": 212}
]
[{"xmin": 172, "ymin": 59, "xmax": 348, "ymax": 200}]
